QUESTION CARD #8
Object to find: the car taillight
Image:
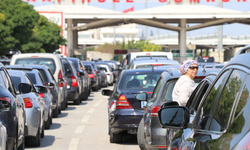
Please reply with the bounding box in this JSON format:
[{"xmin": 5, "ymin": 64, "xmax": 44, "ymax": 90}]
[
  {"xmin": 94, "ymin": 71, "xmax": 97, "ymax": 73},
  {"xmin": 39, "ymin": 93, "xmax": 44, "ymax": 98},
  {"xmin": 77, "ymin": 72, "xmax": 80, "ymax": 76},
  {"xmin": 88, "ymin": 73, "xmax": 94, "ymax": 78},
  {"xmin": 234, "ymin": 131, "xmax": 250, "ymax": 150},
  {"xmin": 157, "ymin": 146, "xmax": 167, "ymax": 149},
  {"xmin": 116, "ymin": 94, "xmax": 132, "ymax": 109},
  {"xmin": 194, "ymin": 76, "xmax": 206, "ymax": 79},
  {"xmin": 0, "ymin": 97, "xmax": 11, "ymax": 103},
  {"xmin": 58, "ymin": 69, "xmax": 63, "ymax": 87},
  {"xmin": 23, "ymin": 98, "xmax": 33, "ymax": 108},
  {"xmin": 151, "ymin": 106, "xmax": 161, "ymax": 117},
  {"xmin": 151, "ymin": 64, "xmax": 163, "ymax": 66},
  {"xmin": 71, "ymin": 75, "xmax": 78, "ymax": 87},
  {"xmin": 107, "ymin": 73, "xmax": 110, "ymax": 76}
]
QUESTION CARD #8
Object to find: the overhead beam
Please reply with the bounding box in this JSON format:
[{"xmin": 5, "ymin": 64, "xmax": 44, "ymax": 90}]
[
  {"xmin": 71, "ymin": 19, "xmax": 125, "ymax": 31},
  {"xmin": 130, "ymin": 19, "xmax": 181, "ymax": 31},
  {"xmin": 187, "ymin": 18, "xmax": 248, "ymax": 31}
]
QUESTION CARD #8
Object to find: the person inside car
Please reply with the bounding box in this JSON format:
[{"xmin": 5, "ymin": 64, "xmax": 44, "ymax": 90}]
[{"xmin": 172, "ymin": 60, "xmax": 198, "ymax": 106}]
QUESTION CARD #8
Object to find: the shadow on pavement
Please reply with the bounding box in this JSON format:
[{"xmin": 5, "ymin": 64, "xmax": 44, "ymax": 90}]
[
  {"xmin": 57, "ymin": 112, "xmax": 68, "ymax": 118},
  {"xmin": 86, "ymin": 98, "xmax": 93, "ymax": 101},
  {"xmin": 118, "ymin": 134, "xmax": 138, "ymax": 145},
  {"xmin": 49, "ymin": 123, "xmax": 61, "ymax": 130}
]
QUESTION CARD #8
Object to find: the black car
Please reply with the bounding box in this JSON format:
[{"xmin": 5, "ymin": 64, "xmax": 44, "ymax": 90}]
[
  {"xmin": 135, "ymin": 68, "xmax": 220, "ymax": 150},
  {"xmin": 82, "ymin": 61, "xmax": 102, "ymax": 89},
  {"xmin": 62, "ymin": 59, "xmax": 82, "ymax": 105},
  {"xmin": 65, "ymin": 58, "xmax": 90, "ymax": 100},
  {"xmin": 101, "ymin": 68, "xmax": 166, "ymax": 143},
  {"xmin": 84, "ymin": 64, "xmax": 99, "ymax": 91},
  {"xmin": 0, "ymin": 63, "xmax": 27, "ymax": 150},
  {"xmin": 158, "ymin": 48, "xmax": 250, "ymax": 150}
]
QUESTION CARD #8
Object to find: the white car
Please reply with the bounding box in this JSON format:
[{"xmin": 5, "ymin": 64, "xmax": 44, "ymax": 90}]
[{"xmin": 97, "ymin": 63, "xmax": 114, "ymax": 86}]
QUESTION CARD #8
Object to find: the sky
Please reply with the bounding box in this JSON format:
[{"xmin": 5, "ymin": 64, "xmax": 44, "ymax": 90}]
[{"xmin": 28, "ymin": 0, "xmax": 250, "ymax": 38}]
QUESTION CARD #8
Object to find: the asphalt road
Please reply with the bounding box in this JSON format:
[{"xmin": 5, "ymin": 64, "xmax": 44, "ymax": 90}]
[{"xmin": 27, "ymin": 86, "xmax": 139, "ymax": 150}]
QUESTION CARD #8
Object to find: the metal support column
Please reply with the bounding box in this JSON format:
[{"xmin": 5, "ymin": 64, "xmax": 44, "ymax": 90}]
[
  {"xmin": 67, "ymin": 19, "xmax": 73, "ymax": 57},
  {"xmin": 179, "ymin": 19, "xmax": 187, "ymax": 62},
  {"xmin": 73, "ymin": 20, "xmax": 78, "ymax": 53}
]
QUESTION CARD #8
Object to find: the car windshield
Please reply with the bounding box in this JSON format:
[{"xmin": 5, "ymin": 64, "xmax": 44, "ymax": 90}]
[
  {"xmin": 15, "ymin": 58, "xmax": 56, "ymax": 74},
  {"xmin": 26, "ymin": 73, "xmax": 37, "ymax": 84},
  {"xmin": 119, "ymin": 72, "xmax": 161, "ymax": 90},
  {"xmin": 136, "ymin": 64, "xmax": 175, "ymax": 69}
]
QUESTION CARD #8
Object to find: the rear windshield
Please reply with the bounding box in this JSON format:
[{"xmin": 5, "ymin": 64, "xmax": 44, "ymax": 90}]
[
  {"xmin": 10, "ymin": 76, "xmax": 21, "ymax": 92},
  {"xmin": 119, "ymin": 72, "xmax": 161, "ymax": 90},
  {"xmin": 136, "ymin": 55, "xmax": 167, "ymax": 58},
  {"xmin": 15, "ymin": 58, "xmax": 56, "ymax": 74},
  {"xmin": 136, "ymin": 64, "xmax": 174, "ymax": 69},
  {"xmin": 26, "ymin": 73, "xmax": 37, "ymax": 84}
]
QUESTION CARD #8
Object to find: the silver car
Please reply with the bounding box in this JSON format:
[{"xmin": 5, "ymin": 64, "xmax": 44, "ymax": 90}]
[
  {"xmin": 96, "ymin": 63, "xmax": 114, "ymax": 86},
  {"xmin": 7, "ymin": 70, "xmax": 45, "ymax": 147},
  {"xmin": 0, "ymin": 122, "xmax": 7, "ymax": 150}
]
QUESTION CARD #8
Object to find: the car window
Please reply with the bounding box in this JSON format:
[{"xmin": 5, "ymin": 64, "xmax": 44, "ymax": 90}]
[
  {"xmin": 160, "ymin": 79, "xmax": 177, "ymax": 103},
  {"xmin": 209, "ymin": 69, "xmax": 247, "ymax": 131},
  {"xmin": 119, "ymin": 73, "xmax": 161, "ymax": 90},
  {"xmin": 1, "ymin": 69, "xmax": 15, "ymax": 94},
  {"xmin": 10, "ymin": 76, "xmax": 21, "ymax": 92},
  {"xmin": 150, "ymin": 78, "xmax": 163, "ymax": 102},
  {"xmin": 26, "ymin": 73, "xmax": 37, "ymax": 84},
  {"xmin": 194, "ymin": 70, "xmax": 231, "ymax": 130},
  {"xmin": 38, "ymin": 73, "xmax": 45, "ymax": 85},
  {"xmin": 15, "ymin": 58, "xmax": 56, "ymax": 74},
  {"xmin": 39, "ymin": 69, "xmax": 48, "ymax": 83},
  {"xmin": 48, "ymin": 69, "xmax": 56, "ymax": 82}
]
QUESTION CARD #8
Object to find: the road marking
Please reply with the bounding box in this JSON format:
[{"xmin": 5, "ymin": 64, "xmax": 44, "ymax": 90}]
[
  {"xmin": 88, "ymin": 108, "xmax": 95, "ymax": 113},
  {"xmin": 68, "ymin": 138, "xmax": 79, "ymax": 150},
  {"xmin": 75, "ymin": 126, "xmax": 85, "ymax": 133},
  {"xmin": 81, "ymin": 115, "xmax": 90, "ymax": 122},
  {"xmin": 94, "ymin": 103, "xmax": 100, "ymax": 107}
]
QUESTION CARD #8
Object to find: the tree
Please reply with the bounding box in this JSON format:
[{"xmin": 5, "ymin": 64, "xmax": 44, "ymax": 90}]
[
  {"xmin": 22, "ymin": 15, "xmax": 66, "ymax": 53},
  {"xmin": 0, "ymin": 0, "xmax": 40, "ymax": 54}
]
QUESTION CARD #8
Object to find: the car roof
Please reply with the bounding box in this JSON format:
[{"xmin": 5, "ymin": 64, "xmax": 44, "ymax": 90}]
[
  {"xmin": 122, "ymin": 68, "xmax": 167, "ymax": 74},
  {"xmin": 132, "ymin": 59, "xmax": 180, "ymax": 65}
]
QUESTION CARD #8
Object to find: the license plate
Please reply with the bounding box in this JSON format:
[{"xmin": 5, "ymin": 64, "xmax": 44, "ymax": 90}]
[{"xmin": 141, "ymin": 101, "xmax": 147, "ymax": 108}]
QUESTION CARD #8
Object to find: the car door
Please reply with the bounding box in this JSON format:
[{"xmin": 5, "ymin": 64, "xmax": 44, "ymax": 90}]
[{"xmin": 170, "ymin": 68, "xmax": 248, "ymax": 150}]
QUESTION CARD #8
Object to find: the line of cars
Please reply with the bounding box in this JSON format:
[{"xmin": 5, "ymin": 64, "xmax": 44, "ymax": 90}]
[
  {"xmin": 101, "ymin": 51, "xmax": 230, "ymax": 150},
  {"xmin": 0, "ymin": 53, "xmax": 119, "ymax": 150}
]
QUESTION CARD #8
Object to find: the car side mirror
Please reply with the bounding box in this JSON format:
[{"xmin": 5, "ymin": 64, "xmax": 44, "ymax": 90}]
[
  {"xmin": 158, "ymin": 106, "xmax": 190, "ymax": 129},
  {"xmin": 19, "ymin": 83, "xmax": 32, "ymax": 94},
  {"xmin": 36, "ymin": 85, "xmax": 48, "ymax": 93},
  {"xmin": 47, "ymin": 82, "xmax": 55, "ymax": 87},
  {"xmin": 58, "ymin": 78, "xmax": 64, "ymax": 82},
  {"xmin": 135, "ymin": 93, "xmax": 148, "ymax": 101},
  {"xmin": 0, "ymin": 98, "xmax": 11, "ymax": 112},
  {"xmin": 102, "ymin": 89, "xmax": 112, "ymax": 96}
]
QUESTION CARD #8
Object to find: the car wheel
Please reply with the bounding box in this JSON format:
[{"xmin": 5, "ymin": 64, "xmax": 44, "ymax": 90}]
[
  {"xmin": 45, "ymin": 116, "xmax": 51, "ymax": 129},
  {"xmin": 61, "ymin": 99, "xmax": 66, "ymax": 110},
  {"xmin": 73, "ymin": 96, "xmax": 80, "ymax": 105},
  {"xmin": 137, "ymin": 119, "xmax": 146, "ymax": 150},
  {"xmin": 110, "ymin": 131, "xmax": 122, "ymax": 143},
  {"xmin": 53, "ymin": 106, "xmax": 58, "ymax": 118},
  {"xmin": 41, "ymin": 123, "xmax": 45, "ymax": 138},
  {"xmin": 26, "ymin": 127, "xmax": 40, "ymax": 147},
  {"xmin": 58, "ymin": 105, "xmax": 61, "ymax": 114},
  {"xmin": 92, "ymin": 85, "xmax": 99, "ymax": 91},
  {"xmin": 17, "ymin": 136, "xmax": 25, "ymax": 150},
  {"xmin": 50, "ymin": 114, "xmax": 53, "ymax": 125},
  {"xmin": 108, "ymin": 82, "xmax": 113, "ymax": 86}
]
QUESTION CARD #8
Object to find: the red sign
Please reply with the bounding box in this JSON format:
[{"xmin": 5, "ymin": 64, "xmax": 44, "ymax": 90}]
[{"xmin": 114, "ymin": 50, "xmax": 128, "ymax": 54}]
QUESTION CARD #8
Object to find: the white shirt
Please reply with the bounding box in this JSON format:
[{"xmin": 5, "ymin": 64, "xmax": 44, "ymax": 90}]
[{"xmin": 172, "ymin": 75, "xmax": 196, "ymax": 106}]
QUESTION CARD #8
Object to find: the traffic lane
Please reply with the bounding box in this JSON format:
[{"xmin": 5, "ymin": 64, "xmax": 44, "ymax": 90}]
[{"xmin": 26, "ymin": 86, "xmax": 139, "ymax": 150}]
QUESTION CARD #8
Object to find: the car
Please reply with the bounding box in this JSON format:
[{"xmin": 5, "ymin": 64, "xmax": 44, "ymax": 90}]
[
  {"xmin": 62, "ymin": 59, "xmax": 82, "ymax": 105},
  {"xmin": 96, "ymin": 63, "xmax": 114, "ymax": 86},
  {"xmin": 135, "ymin": 68, "xmax": 220, "ymax": 150},
  {"xmin": 5, "ymin": 64, "xmax": 61, "ymax": 118},
  {"xmin": 7, "ymin": 70, "xmax": 47, "ymax": 147},
  {"xmin": 82, "ymin": 61, "xmax": 102, "ymax": 90},
  {"xmin": 101, "ymin": 68, "xmax": 167, "ymax": 143},
  {"xmin": 65, "ymin": 57, "xmax": 90, "ymax": 101},
  {"xmin": 0, "ymin": 59, "xmax": 10, "ymax": 66},
  {"xmin": 127, "ymin": 57, "xmax": 169, "ymax": 69},
  {"xmin": 102, "ymin": 60, "xmax": 119, "ymax": 83},
  {"xmin": 158, "ymin": 48, "xmax": 250, "ymax": 150},
  {"xmin": 10, "ymin": 53, "xmax": 68, "ymax": 111},
  {"xmin": 0, "ymin": 63, "xmax": 26, "ymax": 150},
  {"xmin": 128, "ymin": 59, "xmax": 180, "ymax": 70},
  {"xmin": 84, "ymin": 64, "xmax": 100, "ymax": 91},
  {"xmin": 0, "ymin": 122, "xmax": 7, "ymax": 150},
  {"xmin": 97, "ymin": 65, "xmax": 108, "ymax": 87}
]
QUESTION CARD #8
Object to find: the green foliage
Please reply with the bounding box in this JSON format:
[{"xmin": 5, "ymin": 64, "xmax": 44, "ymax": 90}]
[
  {"xmin": 0, "ymin": 0, "xmax": 66, "ymax": 55},
  {"xmin": 122, "ymin": 40, "xmax": 162, "ymax": 52}
]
